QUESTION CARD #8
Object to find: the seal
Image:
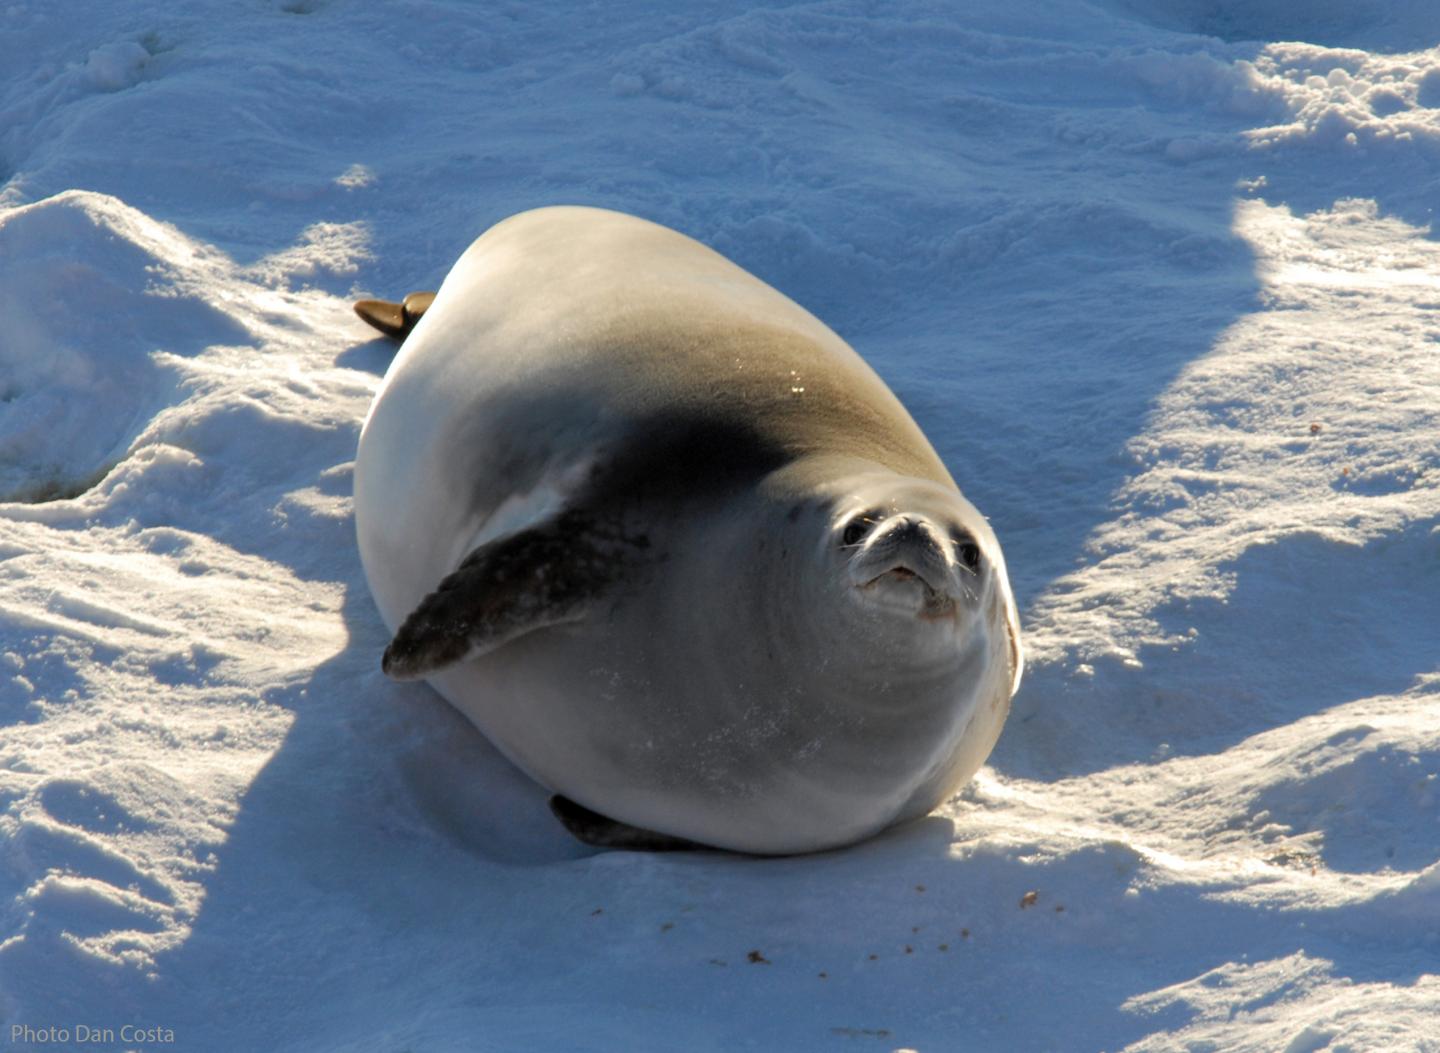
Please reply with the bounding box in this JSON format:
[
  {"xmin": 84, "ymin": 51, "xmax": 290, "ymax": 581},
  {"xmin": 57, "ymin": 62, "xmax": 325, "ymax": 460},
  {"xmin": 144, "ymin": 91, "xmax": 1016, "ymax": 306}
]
[{"xmin": 353, "ymin": 206, "xmax": 1022, "ymax": 855}]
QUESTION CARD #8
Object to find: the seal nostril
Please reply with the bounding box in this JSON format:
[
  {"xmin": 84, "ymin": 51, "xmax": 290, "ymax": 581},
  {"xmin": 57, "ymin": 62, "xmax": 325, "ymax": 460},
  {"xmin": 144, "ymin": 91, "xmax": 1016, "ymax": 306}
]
[
  {"xmin": 888, "ymin": 519, "xmax": 940, "ymax": 555},
  {"xmin": 892, "ymin": 520, "xmax": 916, "ymax": 540}
]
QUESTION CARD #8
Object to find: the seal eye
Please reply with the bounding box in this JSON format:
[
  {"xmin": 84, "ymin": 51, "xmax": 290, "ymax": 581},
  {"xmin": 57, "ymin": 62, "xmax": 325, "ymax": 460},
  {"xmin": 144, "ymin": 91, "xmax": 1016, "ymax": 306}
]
[
  {"xmin": 953, "ymin": 534, "xmax": 982, "ymax": 572},
  {"xmin": 841, "ymin": 510, "xmax": 882, "ymax": 547}
]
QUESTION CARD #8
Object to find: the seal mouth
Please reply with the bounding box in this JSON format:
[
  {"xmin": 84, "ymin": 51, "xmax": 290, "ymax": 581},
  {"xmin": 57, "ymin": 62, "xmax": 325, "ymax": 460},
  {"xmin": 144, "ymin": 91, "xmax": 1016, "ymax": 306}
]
[{"xmin": 860, "ymin": 565, "xmax": 956, "ymax": 619}]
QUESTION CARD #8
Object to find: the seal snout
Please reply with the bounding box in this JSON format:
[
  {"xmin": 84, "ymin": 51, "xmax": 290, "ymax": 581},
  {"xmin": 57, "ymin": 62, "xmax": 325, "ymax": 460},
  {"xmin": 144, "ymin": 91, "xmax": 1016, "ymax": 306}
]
[{"xmin": 847, "ymin": 514, "xmax": 960, "ymax": 617}]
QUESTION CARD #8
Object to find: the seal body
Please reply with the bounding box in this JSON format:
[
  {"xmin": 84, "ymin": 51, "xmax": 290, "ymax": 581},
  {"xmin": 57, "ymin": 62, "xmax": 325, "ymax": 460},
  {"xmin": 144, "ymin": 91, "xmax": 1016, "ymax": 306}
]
[{"xmin": 354, "ymin": 206, "xmax": 1022, "ymax": 855}]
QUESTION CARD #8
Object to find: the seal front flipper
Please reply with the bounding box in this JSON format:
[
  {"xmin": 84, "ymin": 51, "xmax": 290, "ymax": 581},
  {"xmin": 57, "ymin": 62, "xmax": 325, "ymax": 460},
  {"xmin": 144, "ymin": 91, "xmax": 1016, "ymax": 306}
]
[
  {"xmin": 354, "ymin": 290, "xmax": 437, "ymax": 340},
  {"xmin": 549, "ymin": 796, "xmax": 710, "ymax": 852},
  {"xmin": 382, "ymin": 510, "xmax": 643, "ymax": 680}
]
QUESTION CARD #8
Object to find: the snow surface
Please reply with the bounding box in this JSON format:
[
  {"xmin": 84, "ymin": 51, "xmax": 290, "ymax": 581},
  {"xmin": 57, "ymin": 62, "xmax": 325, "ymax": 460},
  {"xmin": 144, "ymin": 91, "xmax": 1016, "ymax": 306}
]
[{"xmin": 2, "ymin": 1, "xmax": 1438, "ymax": 1050}]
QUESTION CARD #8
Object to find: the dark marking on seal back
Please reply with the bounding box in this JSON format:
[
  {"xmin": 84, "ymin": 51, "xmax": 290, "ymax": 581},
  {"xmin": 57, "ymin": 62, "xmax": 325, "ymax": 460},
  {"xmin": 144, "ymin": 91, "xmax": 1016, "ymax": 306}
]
[
  {"xmin": 549, "ymin": 795, "xmax": 711, "ymax": 852},
  {"xmin": 577, "ymin": 412, "xmax": 790, "ymax": 508},
  {"xmin": 382, "ymin": 509, "xmax": 648, "ymax": 679}
]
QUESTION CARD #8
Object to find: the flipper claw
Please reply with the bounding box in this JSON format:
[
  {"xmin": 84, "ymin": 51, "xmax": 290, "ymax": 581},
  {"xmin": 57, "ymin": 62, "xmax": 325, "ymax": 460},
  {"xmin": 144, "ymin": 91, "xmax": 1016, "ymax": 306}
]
[{"xmin": 549, "ymin": 795, "xmax": 710, "ymax": 852}]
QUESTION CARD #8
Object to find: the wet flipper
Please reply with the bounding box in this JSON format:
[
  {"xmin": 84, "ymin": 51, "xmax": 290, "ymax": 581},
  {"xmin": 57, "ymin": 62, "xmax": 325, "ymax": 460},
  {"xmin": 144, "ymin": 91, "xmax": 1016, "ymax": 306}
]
[
  {"xmin": 354, "ymin": 290, "xmax": 437, "ymax": 340},
  {"xmin": 549, "ymin": 795, "xmax": 708, "ymax": 852},
  {"xmin": 382, "ymin": 510, "xmax": 645, "ymax": 680}
]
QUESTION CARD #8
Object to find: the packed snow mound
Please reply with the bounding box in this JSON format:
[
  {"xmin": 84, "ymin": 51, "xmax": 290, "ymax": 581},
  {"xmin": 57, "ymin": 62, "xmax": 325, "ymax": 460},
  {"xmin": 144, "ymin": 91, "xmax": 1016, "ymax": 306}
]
[
  {"xmin": 0, "ymin": 191, "xmax": 376, "ymax": 506},
  {"xmin": 0, "ymin": 193, "xmax": 252, "ymax": 501},
  {"xmin": 1246, "ymin": 44, "xmax": 1440, "ymax": 152}
]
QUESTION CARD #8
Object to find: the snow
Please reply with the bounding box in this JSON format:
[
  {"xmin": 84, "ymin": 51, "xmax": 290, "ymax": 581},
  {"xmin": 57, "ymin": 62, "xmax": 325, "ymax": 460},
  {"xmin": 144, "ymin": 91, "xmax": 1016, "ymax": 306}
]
[{"xmin": 1, "ymin": 0, "xmax": 1437, "ymax": 1050}]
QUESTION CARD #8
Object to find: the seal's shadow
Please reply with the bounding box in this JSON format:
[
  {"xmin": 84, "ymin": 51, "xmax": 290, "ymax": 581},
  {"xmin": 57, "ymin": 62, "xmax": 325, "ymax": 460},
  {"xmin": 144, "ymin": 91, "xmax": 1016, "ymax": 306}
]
[
  {"xmin": 389, "ymin": 677, "xmax": 597, "ymax": 865},
  {"xmin": 334, "ymin": 335, "xmax": 401, "ymax": 378},
  {"xmin": 96, "ymin": 577, "xmax": 593, "ymax": 1046}
]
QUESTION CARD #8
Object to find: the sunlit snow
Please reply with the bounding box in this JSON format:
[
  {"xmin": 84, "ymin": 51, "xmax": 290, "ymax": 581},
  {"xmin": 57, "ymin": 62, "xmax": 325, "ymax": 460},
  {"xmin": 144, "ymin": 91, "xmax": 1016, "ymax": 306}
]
[{"xmin": 1, "ymin": 1, "xmax": 1437, "ymax": 1050}]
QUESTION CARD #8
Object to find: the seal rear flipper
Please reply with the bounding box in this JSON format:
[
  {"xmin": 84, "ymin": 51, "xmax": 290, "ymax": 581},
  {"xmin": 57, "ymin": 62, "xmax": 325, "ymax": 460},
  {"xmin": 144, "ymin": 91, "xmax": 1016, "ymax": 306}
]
[
  {"xmin": 382, "ymin": 510, "xmax": 640, "ymax": 680},
  {"xmin": 549, "ymin": 795, "xmax": 710, "ymax": 852},
  {"xmin": 354, "ymin": 290, "xmax": 437, "ymax": 340}
]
